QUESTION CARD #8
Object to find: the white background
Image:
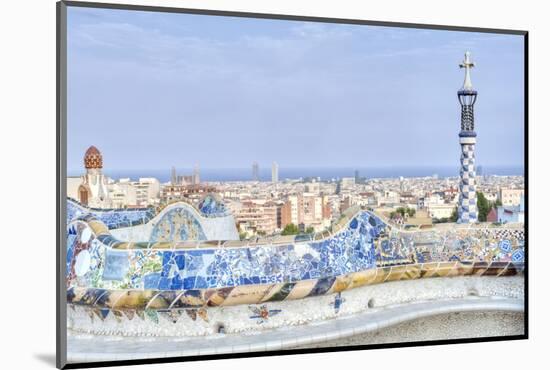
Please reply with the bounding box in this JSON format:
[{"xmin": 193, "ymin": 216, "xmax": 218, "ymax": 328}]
[{"xmin": 0, "ymin": 0, "xmax": 547, "ymax": 369}]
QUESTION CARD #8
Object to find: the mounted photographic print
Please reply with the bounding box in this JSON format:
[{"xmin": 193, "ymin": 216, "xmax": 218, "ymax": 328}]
[{"xmin": 57, "ymin": 1, "xmax": 527, "ymax": 368}]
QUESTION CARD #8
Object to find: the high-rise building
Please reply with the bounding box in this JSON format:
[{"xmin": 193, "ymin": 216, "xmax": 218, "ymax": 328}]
[
  {"xmin": 457, "ymin": 51, "xmax": 479, "ymax": 223},
  {"xmin": 476, "ymin": 165, "xmax": 483, "ymax": 177},
  {"xmin": 193, "ymin": 164, "xmax": 200, "ymax": 185},
  {"xmin": 171, "ymin": 166, "xmax": 177, "ymax": 185},
  {"xmin": 272, "ymin": 161, "xmax": 279, "ymax": 183},
  {"xmin": 252, "ymin": 161, "xmax": 260, "ymax": 181}
]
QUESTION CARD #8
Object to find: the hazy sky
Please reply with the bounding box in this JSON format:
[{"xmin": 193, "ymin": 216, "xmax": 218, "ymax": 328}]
[{"xmin": 67, "ymin": 6, "xmax": 524, "ymax": 173}]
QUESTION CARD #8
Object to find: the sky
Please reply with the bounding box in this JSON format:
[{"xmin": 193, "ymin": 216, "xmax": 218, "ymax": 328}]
[{"xmin": 66, "ymin": 6, "xmax": 525, "ymax": 173}]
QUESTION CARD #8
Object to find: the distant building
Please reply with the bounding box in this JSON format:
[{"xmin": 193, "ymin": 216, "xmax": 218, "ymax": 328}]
[
  {"xmin": 109, "ymin": 180, "xmax": 137, "ymax": 208},
  {"xmin": 427, "ymin": 204, "xmax": 455, "ymax": 219},
  {"xmin": 134, "ymin": 178, "xmax": 160, "ymax": 206},
  {"xmin": 340, "ymin": 196, "xmax": 353, "ymax": 213},
  {"xmin": 252, "ymin": 161, "xmax": 260, "ymax": 181},
  {"xmin": 170, "ymin": 166, "xmax": 177, "ymax": 185},
  {"xmin": 359, "ymin": 192, "xmax": 378, "ymax": 206},
  {"xmin": 272, "ymin": 162, "xmax": 279, "ymax": 183},
  {"xmin": 305, "ymin": 182, "xmax": 320, "ymax": 195},
  {"xmin": 380, "ymin": 190, "xmax": 400, "ymax": 206},
  {"xmin": 177, "ymin": 175, "xmax": 194, "ymax": 185},
  {"xmin": 477, "ymin": 165, "xmax": 483, "ymax": 176},
  {"xmin": 340, "ymin": 177, "xmax": 355, "ymax": 191},
  {"xmin": 170, "ymin": 166, "xmax": 200, "ymax": 186},
  {"xmin": 105, "ymin": 177, "xmax": 161, "ymax": 208},
  {"xmin": 498, "ymin": 188, "xmax": 524, "ymax": 206},
  {"xmin": 406, "ymin": 209, "xmax": 433, "ymax": 227},
  {"xmin": 281, "ymin": 193, "xmax": 330, "ymax": 232},
  {"xmin": 67, "ymin": 176, "xmax": 83, "ymax": 201},
  {"xmin": 235, "ymin": 200, "xmax": 278, "ymax": 236},
  {"xmin": 193, "ymin": 164, "xmax": 200, "ymax": 185},
  {"xmin": 161, "ymin": 184, "xmax": 217, "ymax": 204},
  {"xmin": 497, "ymin": 195, "xmax": 525, "ymax": 223}
]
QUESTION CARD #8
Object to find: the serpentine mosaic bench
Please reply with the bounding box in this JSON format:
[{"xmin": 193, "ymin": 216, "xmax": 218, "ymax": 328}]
[{"xmin": 66, "ymin": 200, "xmax": 524, "ymax": 336}]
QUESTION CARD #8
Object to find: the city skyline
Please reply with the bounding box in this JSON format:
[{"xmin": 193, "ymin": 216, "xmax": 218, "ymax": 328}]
[{"xmin": 67, "ymin": 7, "xmax": 524, "ymax": 173}]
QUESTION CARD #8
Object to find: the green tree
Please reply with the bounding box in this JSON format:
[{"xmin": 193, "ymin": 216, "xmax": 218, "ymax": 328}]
[
  {"xmin": 281, "ymin": 223, "xmax": 299, "ymax": 236},
  {"xmin": 450, "ymin": 207, "xmax": 458, "ymax": 222},
  {"xmin": 477, "ymin": 191, "xmax": 490, "ymax": 222},
  {"xmin": 407, "ymin": 208, "xmax": 416, "ymax": 217},
  {"xmin": 305, "ymin": 226, "xmax": 315, "ymax": 234}
]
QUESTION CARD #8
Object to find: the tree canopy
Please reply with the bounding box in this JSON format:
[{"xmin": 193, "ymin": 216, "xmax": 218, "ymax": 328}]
[
  {"xmin": 281, "ymin": 223, "xmax": 300, "ymax": 236},
  {"xmin": 477, "ymin": 191, "xmax": 491, "ymax": 222}
]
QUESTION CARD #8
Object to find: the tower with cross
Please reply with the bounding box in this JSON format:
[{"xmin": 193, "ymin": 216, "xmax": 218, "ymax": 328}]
[{"xmin": 457, "ymin": 51, "xmax": 478, "ymax": 223}]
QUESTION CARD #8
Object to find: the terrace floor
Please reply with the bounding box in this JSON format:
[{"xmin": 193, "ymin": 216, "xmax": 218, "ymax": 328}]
[{"xmin": 67, "ymin": 295, "xmax": 523, "ymax": 363}]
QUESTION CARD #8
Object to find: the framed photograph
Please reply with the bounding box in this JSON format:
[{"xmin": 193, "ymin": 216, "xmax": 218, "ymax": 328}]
[{"xmin": 57, "ymin": 1, "xmax": 527, "ymax": 368}]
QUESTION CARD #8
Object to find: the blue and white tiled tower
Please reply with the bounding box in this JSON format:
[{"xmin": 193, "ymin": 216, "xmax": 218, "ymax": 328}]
[{"xmin": 457, "ymin": 52, "xmax": 478, "ymax": 223}]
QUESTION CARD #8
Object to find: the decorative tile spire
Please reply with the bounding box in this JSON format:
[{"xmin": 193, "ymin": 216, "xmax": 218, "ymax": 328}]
[{"xmin": 457, "ymin": 51, "xmax": 479, "ymax": 224}]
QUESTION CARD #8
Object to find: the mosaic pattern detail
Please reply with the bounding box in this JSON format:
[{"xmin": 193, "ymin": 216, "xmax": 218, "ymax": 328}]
[
  {"xmin": 66, "ymin": 223, "xmax": 104, "ymax": 288},
  {"xmin": 331, "ymin": 292, "xmax": 345, "ymax": 314},
  {"xmin": 67, "ymin": 212, "xmax": 381, "ymax": 290},
  {"xmin": 248, "ymin": 305, "xmax": 282, "ymax": 324},
  {"xmin": 67, "ymin": 196, "xmax": 233, "ymax": 231},
  {"xmin": 379, "ymin": 227, "xmax": 524, "ymax": 265},
  {"xmin": 198, "ymin": 194, "xmax": 230, "ymax": 217},
  {"xmin": 67, "ymin": 260, "xmax": 524, "ymax": 313},
  {"xmin": 457, "ymin": 73, "xmax": 478, "ymax": 224},
  {"xmin": 460, "ymin": 104, "xmax": 475, "ymax": 131},
  {"xmin": 66, "ymin": 208, "xmax": 525, "ymax": 311},
  {"xmin": 458, "ymin": 142, "xmax": 478, "ymax": 223},
  {"xmin": 67, "ymin": 198, "xmax": 155, "ymax": 229},
  {"xmin": 149, "ymin": 207, "xmax": 207, "ymax": 242}
]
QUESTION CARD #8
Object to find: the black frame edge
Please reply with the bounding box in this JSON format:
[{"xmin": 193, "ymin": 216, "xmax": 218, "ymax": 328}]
[
  {"xmin": 57, "ymin": 1, "xmax": 68, "ymax": 369},
  {"xmin": 523, "ymin": 32, "xmax": 529, "ymax": 339}
]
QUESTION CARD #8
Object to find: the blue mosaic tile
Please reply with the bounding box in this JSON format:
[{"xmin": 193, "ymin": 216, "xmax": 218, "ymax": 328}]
[
  {"xmin": 143, "ymin": 273, "xmax": 161, "ymax": 289},
  {"xmin": 149, "ymin": 207, "xmax": 206, "ymax": 242},
  {"xmin": 102, "ymin": 249, "xmax": 130, "ymax": 281},
  {"xmin": 198, "ymin": 195, "xmax": 229, "ymax": 217},
  {"xmin": 67, "ymin": 207, "xmax": 525, "ymax": 292},
  {"xmin": 67, "ymin": 199, "xmax": 154, "ymax": 229}
]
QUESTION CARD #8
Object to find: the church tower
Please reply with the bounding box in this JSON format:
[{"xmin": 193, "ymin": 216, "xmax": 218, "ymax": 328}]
[{"xmin": 457, "ymin": 52, "xmax": 478, "ymax": 223}]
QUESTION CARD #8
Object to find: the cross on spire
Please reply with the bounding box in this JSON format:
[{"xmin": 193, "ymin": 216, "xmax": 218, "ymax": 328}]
[{"xmin": 459, "ymin": 51, "xmax": 475, "ymax": 91}]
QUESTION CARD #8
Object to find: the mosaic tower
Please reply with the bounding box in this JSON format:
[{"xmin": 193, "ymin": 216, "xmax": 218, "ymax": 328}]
[
  {"xmin": 457, "ymin": 51, "xmax": 478, "ymax": 223},
  {"xmin": 78, "ymin": 146, "xmax": 111, "ymax": 208}
]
